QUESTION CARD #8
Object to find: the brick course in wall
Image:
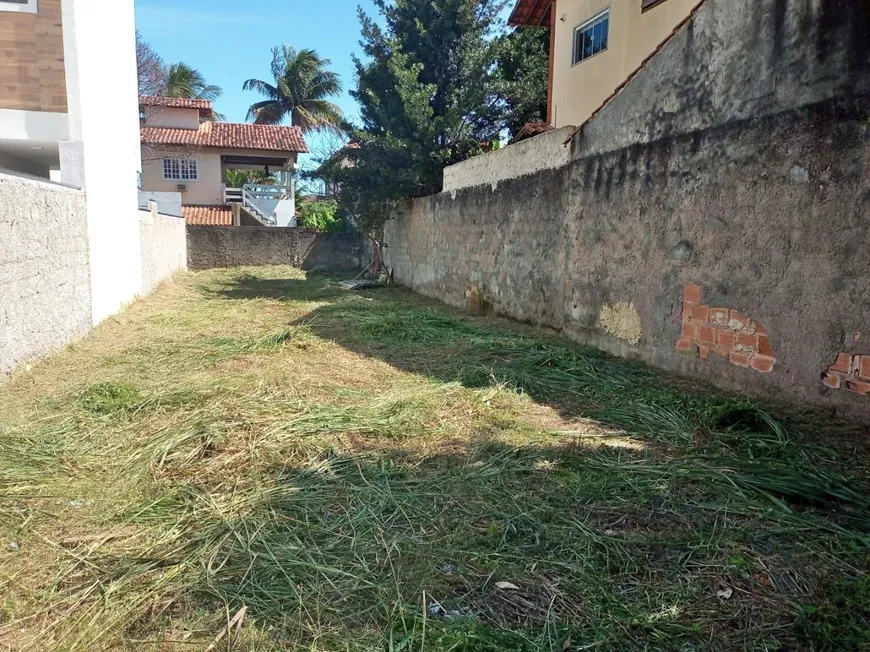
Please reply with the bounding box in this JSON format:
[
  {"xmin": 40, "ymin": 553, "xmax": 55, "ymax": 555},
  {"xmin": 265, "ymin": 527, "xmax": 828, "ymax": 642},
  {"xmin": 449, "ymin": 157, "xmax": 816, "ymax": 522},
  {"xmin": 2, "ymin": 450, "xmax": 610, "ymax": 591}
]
[
  {"xmin": 822, "ymin": 354, "xmax": 870, "ymax": 396},
  {"xmin": 675, "ymin": 285, "xmax": 777, "ymax": 373}
]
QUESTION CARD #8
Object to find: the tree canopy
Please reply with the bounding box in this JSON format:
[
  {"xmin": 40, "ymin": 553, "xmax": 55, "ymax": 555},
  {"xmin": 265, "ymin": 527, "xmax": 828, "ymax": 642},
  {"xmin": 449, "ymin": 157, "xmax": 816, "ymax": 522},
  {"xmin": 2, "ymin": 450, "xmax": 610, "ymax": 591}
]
[
  {"xmin": 243, "ymin": 46, "xmax": 344, "ymax": 135},
  {"xmin": 494, "ymin": 26, "xmax": 550, "ymax": 138},
  {"xmin": 324, "ymin": 0, "xmax": 549, "ymax": 248}
]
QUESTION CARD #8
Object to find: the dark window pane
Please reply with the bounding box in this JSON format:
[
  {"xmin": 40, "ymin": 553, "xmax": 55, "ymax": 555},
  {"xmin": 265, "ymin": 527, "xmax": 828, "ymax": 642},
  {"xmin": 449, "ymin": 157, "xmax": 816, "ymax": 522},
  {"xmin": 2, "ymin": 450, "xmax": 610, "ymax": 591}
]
[
  {"xmin": 592, "ymin": 19, "xmax": 603, "ymax": 55},
  {"xmin": 599, "ymin": 16, "xmax": 609, "ymax": 51},
  {"xmin": 583, "ymin": 29, "xmax": 594, "ymax": 59},
  {"xmin": 574, "ymin": 29, "xmax": 582, "ymax": 63}
]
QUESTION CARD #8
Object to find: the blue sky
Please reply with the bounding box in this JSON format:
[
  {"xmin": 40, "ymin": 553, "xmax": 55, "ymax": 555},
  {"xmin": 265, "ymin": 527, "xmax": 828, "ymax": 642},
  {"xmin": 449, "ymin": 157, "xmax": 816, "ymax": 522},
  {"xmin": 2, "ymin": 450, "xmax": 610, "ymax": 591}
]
[
  {"xmin": 135, "ymin": 0, "xmax": 516, "ymax": 167},
  {"xmin": 135, "ymin": 0, "xmax": 380, "ymax": 166}
]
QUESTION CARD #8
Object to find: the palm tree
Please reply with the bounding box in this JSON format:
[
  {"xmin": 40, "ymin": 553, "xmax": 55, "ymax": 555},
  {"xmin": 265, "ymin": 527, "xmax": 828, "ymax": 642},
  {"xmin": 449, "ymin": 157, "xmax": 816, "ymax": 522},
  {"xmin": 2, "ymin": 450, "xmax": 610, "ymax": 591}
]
[
  {"xmin": 162, "ymin": 63, "xmax": 225, "ymax": 120},
  {"xmin": 243, "ymin": 45, "xmax": 344, "ymax": 134},
  {"xmin": 164, "ymin": 62, "xmax": 223, "ymax": 101}
]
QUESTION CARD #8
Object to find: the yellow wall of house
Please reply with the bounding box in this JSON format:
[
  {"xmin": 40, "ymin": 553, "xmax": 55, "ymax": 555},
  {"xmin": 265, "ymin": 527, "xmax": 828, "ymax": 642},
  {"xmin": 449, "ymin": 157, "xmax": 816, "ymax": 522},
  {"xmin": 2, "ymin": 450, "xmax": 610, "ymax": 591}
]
[
  {"xmin": 551, "ymin": 0, "xmax": 697, "ymax": 128},
  {"xmin": 140, "ymin": 145, "xmax": 297, "ymax": 205}
]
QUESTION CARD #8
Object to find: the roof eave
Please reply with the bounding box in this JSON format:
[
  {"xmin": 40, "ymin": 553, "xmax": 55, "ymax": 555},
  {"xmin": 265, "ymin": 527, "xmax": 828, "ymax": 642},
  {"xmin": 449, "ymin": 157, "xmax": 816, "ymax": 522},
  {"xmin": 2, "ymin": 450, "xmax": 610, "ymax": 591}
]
[{"xmin": 508, "ymin": 0, "xmax": 553, "ymax": 27}]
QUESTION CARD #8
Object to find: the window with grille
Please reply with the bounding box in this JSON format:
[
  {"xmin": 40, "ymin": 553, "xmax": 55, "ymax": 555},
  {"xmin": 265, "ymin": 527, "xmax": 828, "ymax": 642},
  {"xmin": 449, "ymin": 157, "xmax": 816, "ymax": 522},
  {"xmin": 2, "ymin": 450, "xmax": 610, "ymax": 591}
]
[
  {"xmin": 0, "ymin": 0, "xmax": 38, "ymax": 13},
  {"xmin": 572, "ymin": 9, "xmax": 609, "ymax": 65},
  {"xmin": 162, "ymin": 158, "xmax": 199, "ymax": 181}
]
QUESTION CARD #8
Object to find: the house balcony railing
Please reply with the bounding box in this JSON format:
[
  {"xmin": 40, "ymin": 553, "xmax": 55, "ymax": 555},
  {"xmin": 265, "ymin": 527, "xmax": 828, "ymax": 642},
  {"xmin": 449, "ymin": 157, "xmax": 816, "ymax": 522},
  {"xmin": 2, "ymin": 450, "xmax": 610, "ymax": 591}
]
[{"xmin": 222, "ymin": 183, "xmax": 295, "ymax": 227}]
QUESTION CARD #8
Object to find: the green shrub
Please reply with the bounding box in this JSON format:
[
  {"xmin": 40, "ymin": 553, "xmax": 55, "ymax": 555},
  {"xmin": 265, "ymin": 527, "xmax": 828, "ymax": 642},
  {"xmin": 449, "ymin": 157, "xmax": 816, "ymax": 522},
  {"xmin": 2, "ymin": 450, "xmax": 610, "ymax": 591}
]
[{"xmin": 298, "ymin": 199, "xmax": 341, "ymax": 232}]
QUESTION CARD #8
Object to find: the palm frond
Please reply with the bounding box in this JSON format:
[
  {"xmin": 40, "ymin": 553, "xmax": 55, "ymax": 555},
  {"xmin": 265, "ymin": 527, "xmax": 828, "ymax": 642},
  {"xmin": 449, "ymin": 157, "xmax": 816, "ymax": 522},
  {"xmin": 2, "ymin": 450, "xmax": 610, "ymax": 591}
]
[{"xmin": 244, "ymin": 44, "xmax": 344, "ymax": 132}]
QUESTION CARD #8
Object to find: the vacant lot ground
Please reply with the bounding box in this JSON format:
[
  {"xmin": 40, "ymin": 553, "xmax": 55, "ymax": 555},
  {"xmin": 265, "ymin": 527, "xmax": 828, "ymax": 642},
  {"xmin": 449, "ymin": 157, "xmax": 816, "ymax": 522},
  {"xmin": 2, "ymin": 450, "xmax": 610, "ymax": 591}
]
[{"xmin": 0, "ymin": 266, "xmax": 868, "ymax": 651}]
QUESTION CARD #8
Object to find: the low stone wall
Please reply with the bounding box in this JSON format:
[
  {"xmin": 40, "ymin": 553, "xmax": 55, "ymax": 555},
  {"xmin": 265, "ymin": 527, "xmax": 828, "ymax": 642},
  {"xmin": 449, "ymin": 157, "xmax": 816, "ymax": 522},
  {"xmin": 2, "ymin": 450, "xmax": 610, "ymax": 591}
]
[
  {"xmin": 442, "ymin": 126, "xmax": 575, "ymax": 192},
  {"xmin": 187, "ymin": 226, "xmax": 368, "ymax": 272},
  {"xmin": 139, "ymin": 208, "xmax": 187, "ymax": 294},
  {"xmin": 0, "ymin": 173, "xmax": 91, "ymax": 374}
]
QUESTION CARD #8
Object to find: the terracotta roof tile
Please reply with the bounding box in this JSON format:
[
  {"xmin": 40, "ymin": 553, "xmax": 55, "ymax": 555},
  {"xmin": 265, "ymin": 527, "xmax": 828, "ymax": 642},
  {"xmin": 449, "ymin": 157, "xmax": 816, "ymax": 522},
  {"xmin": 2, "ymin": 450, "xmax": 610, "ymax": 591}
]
[
  {"xmin": 183, "ymin": 205, "xmax": 234, "ymax": 226},
  {"xmin": 141, "ymin": 122, "xmax": 308, "ymax": 153},
  {"xmin": 509, "ymin": 121, "xmax": 554, "ymax": 144},
  {"xmin": 508, "ymin": 0, "xmax": 552, "ymax": 26},
  {"xmin": 140, "ymin": 96, "xmax": 213, "ymax": 113}
]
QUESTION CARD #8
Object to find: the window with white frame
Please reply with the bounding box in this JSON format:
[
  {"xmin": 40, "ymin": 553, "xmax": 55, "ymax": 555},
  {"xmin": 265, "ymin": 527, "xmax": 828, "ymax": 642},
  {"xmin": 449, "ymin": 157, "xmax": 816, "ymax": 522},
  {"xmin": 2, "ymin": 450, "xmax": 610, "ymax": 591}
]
[
  {"xmin": 572, "ymin": 9, "xmax": 609, "ymax": 65},
  {"xmin": 162, "ymin": 157, "xmax": 199, "ymax": 181},
  {"xmin": 0, "ymin": 0, "xmax": 38, "ymax": 13}
]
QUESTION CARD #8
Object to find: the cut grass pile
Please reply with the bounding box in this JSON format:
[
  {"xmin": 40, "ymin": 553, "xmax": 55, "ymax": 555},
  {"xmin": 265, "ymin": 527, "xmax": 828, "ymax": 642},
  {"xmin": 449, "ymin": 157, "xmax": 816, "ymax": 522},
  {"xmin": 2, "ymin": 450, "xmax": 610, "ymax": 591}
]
[{"xmin": 0, "ymin": 266, "xmax": 868, "ymax": 651}]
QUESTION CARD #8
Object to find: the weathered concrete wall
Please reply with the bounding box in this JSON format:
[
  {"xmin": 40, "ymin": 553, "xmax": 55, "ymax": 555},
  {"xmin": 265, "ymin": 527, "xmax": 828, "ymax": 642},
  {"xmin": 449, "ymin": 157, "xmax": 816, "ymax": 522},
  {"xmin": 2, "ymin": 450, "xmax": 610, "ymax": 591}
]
[
  {"xmin": 0, "ymin": 173, "xmax": 90, "ymax": 374},
  {"xmin": 139, "ymin": 208, "xmax": 187, "ymax": 294},
  {"xmin": 187, "ymin": 227, "xmax": 368, "ymax": 272},
  {"xmin": 443, "ymin": 127, "xmax": 575, "ymax": 192},
  {"xmin": 384, "ymin": 0, "xmax": 870, "ymax": 420},
  {"xmin": 575, "ymin": 0, "xmax": 870, "ymax": 158}
]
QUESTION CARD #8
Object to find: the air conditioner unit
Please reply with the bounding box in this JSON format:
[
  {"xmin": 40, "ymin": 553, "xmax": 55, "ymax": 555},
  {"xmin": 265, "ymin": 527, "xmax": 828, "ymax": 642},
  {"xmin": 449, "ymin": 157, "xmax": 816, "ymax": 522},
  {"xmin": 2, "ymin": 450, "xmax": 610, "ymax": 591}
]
[{"xmin": 176, "ymin": 184, "xmax": 188, "ymax": 192}]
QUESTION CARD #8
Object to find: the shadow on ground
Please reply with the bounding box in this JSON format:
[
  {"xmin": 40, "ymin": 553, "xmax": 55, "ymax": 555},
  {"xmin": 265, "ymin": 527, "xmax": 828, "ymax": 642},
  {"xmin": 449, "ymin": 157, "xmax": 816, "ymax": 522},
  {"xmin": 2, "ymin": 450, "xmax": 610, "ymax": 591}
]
[
  {"xmin": 80, "ymin": 270, "xmax": 865, "ymax": 651},
  {"xmin": 207, "ymin": 273, "xmax": 867, "ymax": 456},
  {"xmin": 114, "ymin": 437, "xmax": 868, "ymax": 651}
]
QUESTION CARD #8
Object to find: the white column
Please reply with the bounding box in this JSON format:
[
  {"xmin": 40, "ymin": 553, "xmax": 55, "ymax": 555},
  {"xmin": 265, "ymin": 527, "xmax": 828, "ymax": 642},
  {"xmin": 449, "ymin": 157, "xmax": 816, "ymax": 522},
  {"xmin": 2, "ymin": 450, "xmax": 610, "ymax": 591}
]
[{"xmin": 61, "ymin": 0, "xmax": 143, "ymax": 324}]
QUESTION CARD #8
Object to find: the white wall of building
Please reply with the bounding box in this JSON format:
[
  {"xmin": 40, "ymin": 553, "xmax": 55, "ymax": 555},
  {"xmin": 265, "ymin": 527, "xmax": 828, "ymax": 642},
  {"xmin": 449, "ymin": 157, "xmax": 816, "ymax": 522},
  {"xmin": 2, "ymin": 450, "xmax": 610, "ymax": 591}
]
[{"xmin": 61, "ymin": 0, "xmax": 143, "ymax": 325}]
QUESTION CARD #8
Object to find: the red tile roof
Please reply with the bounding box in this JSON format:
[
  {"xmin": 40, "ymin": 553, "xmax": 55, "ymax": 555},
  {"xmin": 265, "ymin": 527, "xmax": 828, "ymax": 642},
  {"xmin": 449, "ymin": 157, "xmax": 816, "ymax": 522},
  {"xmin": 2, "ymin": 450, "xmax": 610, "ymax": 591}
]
[
  {"xmin": 508, "ymin": 0, "xmax": 553, "ymax": 26},
  {"xmin": 140, "ymin": 96, "xmax": 214, "ymax": 116},
  {"xmin": 183, "ymin": 205, "xmax": 234, "ymax": 226},
  {"xmin": 141, "ymin": 121, "xmax": 308, "ymax": 153},
  {"xmin": 509, "ymin": 122, "xmax": 554, "ymax": 144}
]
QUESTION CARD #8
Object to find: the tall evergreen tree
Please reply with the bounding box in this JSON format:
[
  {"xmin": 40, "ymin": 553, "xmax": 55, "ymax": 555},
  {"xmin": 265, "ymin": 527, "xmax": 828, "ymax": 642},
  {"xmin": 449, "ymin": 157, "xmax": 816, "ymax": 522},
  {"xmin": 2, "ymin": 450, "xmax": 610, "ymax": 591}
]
[
  {"xmin": 494, "ymin": 26, "xmax": 550, "ymax": 138},
  {"xmin": 336, "ymin": 0, "xmax": 507, "ymax": 212}
]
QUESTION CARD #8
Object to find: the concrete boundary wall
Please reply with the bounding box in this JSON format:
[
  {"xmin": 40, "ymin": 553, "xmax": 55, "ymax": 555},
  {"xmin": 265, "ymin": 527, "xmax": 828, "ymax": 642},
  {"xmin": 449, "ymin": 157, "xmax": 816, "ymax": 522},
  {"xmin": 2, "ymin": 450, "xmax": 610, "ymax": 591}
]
[
  {"xmin": 384, "ymin": 0, "xmax": 870, "ymax": 420},
  {"xmin": 442, "ymin": 126, "xmax": 575, "ymax": 192},
  {"xmin": 0, "ymin": 173, "xmax": 91, "ymax": 374},
  {"xmin": 139, "ymin": 208, "xmax": 187, "ymax": 294},
  {"xmin": 1, "ymin": 174, "xmax": 190, "ymax": 375},
  {"xmin": 187, "ymin": 226, "xmax": 369, "ymax": 272}
]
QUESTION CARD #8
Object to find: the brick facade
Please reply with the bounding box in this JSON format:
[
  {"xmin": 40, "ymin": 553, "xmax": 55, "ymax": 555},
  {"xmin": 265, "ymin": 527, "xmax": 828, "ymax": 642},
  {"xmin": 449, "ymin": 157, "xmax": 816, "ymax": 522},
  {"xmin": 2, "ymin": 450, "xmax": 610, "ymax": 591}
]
[{"xmin": 0, "ymin": 0, "xmax": 67, "ymax": 113}]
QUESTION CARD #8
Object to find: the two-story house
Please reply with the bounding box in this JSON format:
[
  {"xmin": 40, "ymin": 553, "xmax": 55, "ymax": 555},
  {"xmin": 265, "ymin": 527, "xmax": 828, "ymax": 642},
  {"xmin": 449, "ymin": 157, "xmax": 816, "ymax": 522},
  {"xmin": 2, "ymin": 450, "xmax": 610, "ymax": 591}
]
[
  {"xmin": 509, "ymin": 0, "xmax": 698, "ymax": 128},
  {"xmin": 139, "ymin": 96, "xmax": 308, "ymax": 227}
]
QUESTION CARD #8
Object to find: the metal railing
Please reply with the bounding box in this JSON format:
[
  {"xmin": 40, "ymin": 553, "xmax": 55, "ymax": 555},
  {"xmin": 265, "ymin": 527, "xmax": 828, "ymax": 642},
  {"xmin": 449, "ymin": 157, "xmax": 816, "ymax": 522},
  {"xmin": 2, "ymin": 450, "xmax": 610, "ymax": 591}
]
[{"xmin": 222, "ymin": 184, "xmax": 292, "ymax": 227}]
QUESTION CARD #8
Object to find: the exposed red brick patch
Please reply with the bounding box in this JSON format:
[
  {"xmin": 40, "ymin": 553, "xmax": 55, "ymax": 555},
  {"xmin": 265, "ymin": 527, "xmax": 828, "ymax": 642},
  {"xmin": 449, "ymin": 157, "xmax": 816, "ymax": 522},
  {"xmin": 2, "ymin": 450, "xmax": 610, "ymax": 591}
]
[
  {"xmin": 822, "ymin": 372, "xmax": 842, "ymax": 389},
  {"xmin": 830, "ymin": 353, "xmax": 852, "ymax": 374},
  {"xmin": 750, "ymin": 355, "xmax": 776, "ymax": 374},
  {"xmin": 698, "ymin": 324, "xmax": 716, "ymax": 344},
  {"xmin": 846, "ymin": 379, "xmax": 870, "ymax": 396},
  {"xmin": 683, "ymin": 284, "xmax": 702, "ymax": 306},
  {"xmin": 709, "ymin": 308, "xmax": 729, "ymax": 326},
  {"xmin": 675, "ymin": 338, "xmax": 695, "ymax": 352},
  {"xmin": 674, "ymin": 285, "xmax": 776, "ymax": 373},
  {"xmin": 823, "ymin": 353, "xmax": 870, "ymax": 396}
]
